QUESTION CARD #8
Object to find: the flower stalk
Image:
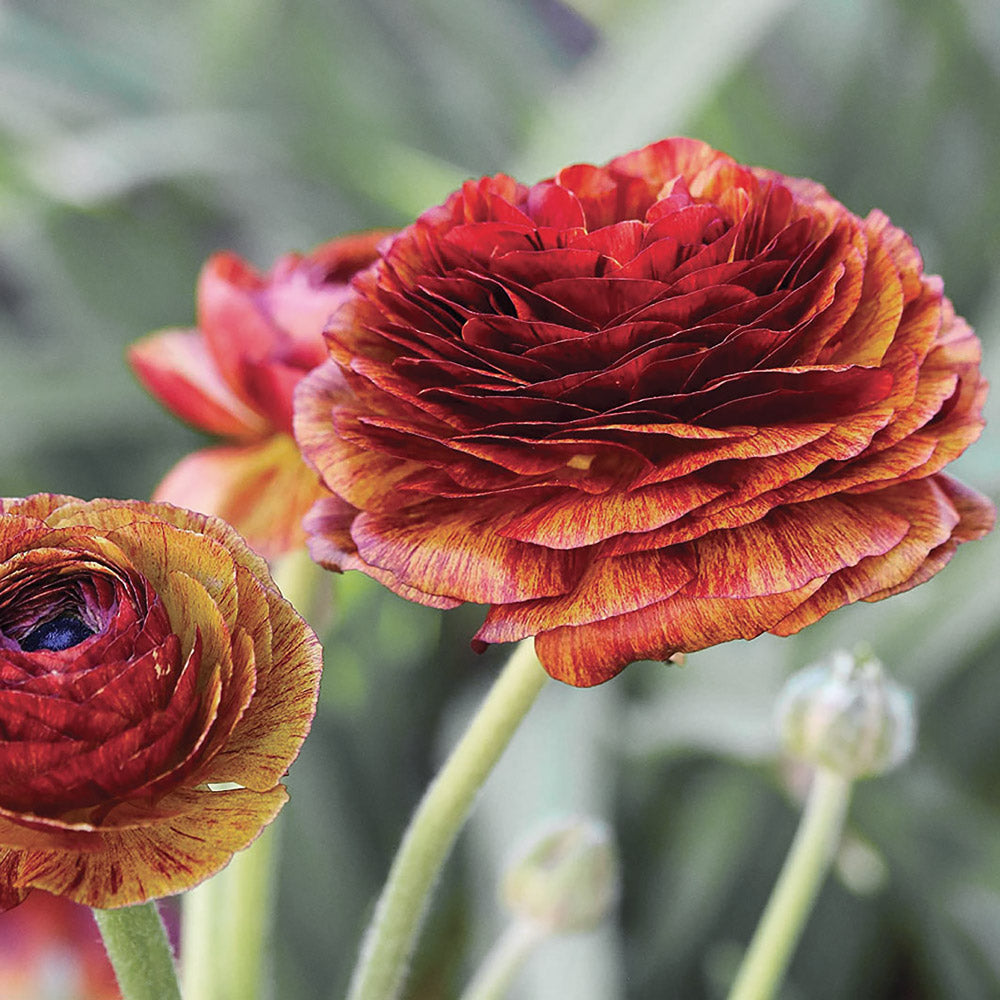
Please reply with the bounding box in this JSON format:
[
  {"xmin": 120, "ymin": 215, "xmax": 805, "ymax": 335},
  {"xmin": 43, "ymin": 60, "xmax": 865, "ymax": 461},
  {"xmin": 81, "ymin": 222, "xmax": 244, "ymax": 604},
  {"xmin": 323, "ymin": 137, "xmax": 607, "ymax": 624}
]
[
  {"xmin": 345, "ymin": 637, "xmax": 549, "ymax": 1000},
  {"xmin": 726, "ymin": 766, "xmax": 853, "ymax": 1000},
  {"xmin": 93, "ymin": 902, "xmax": 182, "ymax": 1000},
  {"xmin": 459, "ymin": 919, "xmax": 547, "ymax": 1000},
  {"xmin": 220, "ymin": 822, "xmax": 281, "ymax": 1000},
  {"xmin": 181, "ymin": 875, "xmax": 224, "ymax": 1000},
  {"xmin": 729, "ymin": 648, "xmax": 916, "ymax": 1000},
  {"xmin": 181, "ymin": 762, "xmax": 283, "ymax": 1000}
]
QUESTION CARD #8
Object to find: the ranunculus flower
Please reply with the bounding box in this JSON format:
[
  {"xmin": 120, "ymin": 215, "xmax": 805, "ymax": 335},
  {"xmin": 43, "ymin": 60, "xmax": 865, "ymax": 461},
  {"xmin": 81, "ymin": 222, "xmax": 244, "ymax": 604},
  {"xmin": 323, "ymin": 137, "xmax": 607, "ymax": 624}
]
[
  {"xmin": 0, "ymin": 494, "xmax": 322, "ymax": 909},
  {"xmin": 294, "ymin": 138, "xmax": 994, "ymax": 687},
  {"xmin": 0, "ymin": 891, "xmax": 121, "ymax": 999},
  {"xmin": 129, "ymin": 231, "xmax": 388, "ymax": 559}
]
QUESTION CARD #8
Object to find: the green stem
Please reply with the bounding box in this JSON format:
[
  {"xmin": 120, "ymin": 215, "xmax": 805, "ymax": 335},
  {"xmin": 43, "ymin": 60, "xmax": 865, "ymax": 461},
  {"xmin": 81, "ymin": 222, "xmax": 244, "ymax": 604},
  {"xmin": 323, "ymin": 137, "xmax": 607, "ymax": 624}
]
[
  {"xmin": 220, "ymin": 822, "xmax": 280, "ymax": 1000},
  {"xmin": 459, "ymin": 919, "xmax": 547, "ymax": 1000},
  {"xmin": 346, "ymin": 638, "xmax": 550, "ymax": 1000},
  {"xmin": 727, "ymin": 767, "xmax": 853, "ymax": 1000},
  {"xmin": 93, "ymin": 901, "xmax": 182, "ymax": 1000},
  {"xmin": 272, "ymin": 546, "xmax": 325, "ymax": 620},
  {"xmin": 181, "ymin": 873, "xmax": 223, "ymax": 1000}
]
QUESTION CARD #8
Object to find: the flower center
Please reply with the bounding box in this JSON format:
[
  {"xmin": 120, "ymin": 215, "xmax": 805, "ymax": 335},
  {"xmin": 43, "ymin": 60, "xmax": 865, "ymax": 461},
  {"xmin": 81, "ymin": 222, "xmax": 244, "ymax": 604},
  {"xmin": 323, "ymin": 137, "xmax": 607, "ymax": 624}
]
[{"xmin": 20, "ymin": 614, "xmax": 95, "ymax": 652}]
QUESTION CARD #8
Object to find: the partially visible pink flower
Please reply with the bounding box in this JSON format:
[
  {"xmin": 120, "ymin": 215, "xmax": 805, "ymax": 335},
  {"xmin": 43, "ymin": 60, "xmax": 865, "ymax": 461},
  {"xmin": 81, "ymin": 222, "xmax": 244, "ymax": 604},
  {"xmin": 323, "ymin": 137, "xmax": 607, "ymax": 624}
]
[
  {"xmin": 0, "ymin": 891, "xmax": 121, "ymax": 999},
  {"xmin": 130, "ymin": 231, "xmax": 390, "ymax": 559}
]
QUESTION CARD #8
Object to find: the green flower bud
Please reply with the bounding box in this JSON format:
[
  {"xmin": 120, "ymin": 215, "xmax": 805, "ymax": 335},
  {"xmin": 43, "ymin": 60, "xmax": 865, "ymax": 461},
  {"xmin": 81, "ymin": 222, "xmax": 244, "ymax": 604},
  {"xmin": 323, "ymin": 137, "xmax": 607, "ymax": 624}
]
[
  {"xmin": 776, "ymin": 648, "xmax": 916, "ymax": 780},
  {"xmin": 501, "ymin": 817, "xmax": 619, "ymax": 933}
]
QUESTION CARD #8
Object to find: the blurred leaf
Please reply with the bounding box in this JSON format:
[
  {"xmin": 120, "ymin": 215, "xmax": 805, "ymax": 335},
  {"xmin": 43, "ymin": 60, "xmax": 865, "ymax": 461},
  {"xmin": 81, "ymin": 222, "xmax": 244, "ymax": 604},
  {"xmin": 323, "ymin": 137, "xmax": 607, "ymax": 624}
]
[
  {"xmin": 514, "ymin": 0, "xmax": 798, "ymax": 178},
  {"xmin": 1, "ymin": 2, "xmax": 998, "ymax": 998},
  {"xmin": 625, "ymin": 765, "xmax": 773, "ymax": 989}
]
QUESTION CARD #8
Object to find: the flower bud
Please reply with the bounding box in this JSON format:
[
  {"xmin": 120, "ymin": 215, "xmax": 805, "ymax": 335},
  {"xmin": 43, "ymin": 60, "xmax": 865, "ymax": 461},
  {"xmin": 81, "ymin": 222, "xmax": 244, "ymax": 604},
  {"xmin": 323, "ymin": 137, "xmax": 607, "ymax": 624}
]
[
  {"xmin": 501, "ymin": 817, "xmax": 619, "ymax": 934},
  {"xmin": 776, "ymin": 648, "xmax": 916, "ymax": 780}
]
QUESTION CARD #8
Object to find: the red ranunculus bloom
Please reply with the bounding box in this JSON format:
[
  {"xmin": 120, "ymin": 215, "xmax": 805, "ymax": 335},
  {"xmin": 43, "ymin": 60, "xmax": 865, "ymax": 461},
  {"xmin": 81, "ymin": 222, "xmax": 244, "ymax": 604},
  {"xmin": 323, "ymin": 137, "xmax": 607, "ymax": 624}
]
[
  {"xmin": 0, "ymin": 495, "xmax": 322, "ymax": 908},
  {"xmin": 294, "ymin": 138, "xmax": 994, "ymax": 686},
  {"xmin": 129, "ymin": 231, "xmax": 389, "ymax": 559}
]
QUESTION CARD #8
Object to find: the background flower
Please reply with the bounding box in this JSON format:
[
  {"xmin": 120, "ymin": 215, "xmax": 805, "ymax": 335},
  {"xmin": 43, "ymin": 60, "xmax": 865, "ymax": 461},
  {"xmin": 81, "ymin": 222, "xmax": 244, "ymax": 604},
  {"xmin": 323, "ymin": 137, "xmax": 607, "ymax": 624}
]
[
  {"xmin": 296, "ymin": 138, "xmax": 993, "ymax": 685},
  {"xmin": 0, "ymin": 892, "xmax": 123, "ymax": 1000},
  {"xmin": 129, "ymin": 232, "xmax": 388, "ymax": 559},
  {"xmin": 2, "ymin": 3, "xmax": 999, "ymax": 996},
  {"xmin": 0, "ymin": 495, "xmax": 322, "ymax": 909}
]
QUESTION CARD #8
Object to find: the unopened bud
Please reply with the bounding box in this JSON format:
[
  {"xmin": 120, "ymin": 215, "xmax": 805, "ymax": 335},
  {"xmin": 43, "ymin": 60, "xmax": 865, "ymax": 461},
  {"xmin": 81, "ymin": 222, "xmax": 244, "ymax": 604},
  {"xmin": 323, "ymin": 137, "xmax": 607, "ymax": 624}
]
[
  {"xmin": 501, "ymin": 817, "xmax": 619, "ymax": 933},
  {"xmin": 776, "ymin": 648, "xmax": 916, "ymax": 780}
]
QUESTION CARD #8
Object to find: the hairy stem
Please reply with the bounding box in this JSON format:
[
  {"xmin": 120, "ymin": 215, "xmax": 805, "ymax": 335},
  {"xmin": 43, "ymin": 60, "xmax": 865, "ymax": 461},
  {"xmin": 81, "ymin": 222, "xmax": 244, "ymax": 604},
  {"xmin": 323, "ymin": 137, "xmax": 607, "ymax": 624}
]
[
  {"xmin": 93, "ymin": 902, "xmax": 182, "ymax": 1000},
  {"xmin": 727, "ymin": 767, "xmax": 853, "ymax": 1000},
  {"xmin": 346, "ymin": 638, "xmax": 549, "ymax": 1000}
]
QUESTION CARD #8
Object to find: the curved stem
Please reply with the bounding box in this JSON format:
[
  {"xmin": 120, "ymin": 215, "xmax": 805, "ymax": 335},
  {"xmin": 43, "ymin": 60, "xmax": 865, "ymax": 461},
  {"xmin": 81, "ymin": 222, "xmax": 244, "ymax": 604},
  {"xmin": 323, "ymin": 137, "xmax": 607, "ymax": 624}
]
[
  {"xmin": 346, "ymin": 638, "xmax": 550, "ymax": 1000},
  {"xmin": 459, "ymin": 919, "xmax": 547, "ymax": 1000},
  {"xmin": 93, "ymin": 902, "xmax": 182, "ymax": 1000},
  {"xmin": 727, "ymin": 767, "xmax": 853, "ymax": 1000}
]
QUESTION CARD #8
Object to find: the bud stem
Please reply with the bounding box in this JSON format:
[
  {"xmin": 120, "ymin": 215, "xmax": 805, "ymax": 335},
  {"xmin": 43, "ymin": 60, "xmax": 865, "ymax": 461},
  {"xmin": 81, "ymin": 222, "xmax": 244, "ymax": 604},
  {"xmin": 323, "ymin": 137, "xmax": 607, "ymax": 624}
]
[
  {"xmin": 93, "ymin": 901, "xmax": 182, "ymax": 1000},
  {"xmin": 346, "ymin": 637, "xmax": 549, "ymax": 1000},
  {"xmin": 460, "ymin": 919, "xmax": 548, "ymax": 1000},
  {"xmin": 727, "ymin": 767, "xmax": 853, "ymax": 1000}
]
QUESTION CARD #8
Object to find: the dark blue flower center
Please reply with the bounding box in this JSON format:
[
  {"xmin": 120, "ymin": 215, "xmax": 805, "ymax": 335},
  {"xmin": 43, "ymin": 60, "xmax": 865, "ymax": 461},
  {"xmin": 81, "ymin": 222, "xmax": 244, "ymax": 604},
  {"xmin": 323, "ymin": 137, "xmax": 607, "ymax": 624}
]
[{"xmin": 21, "ymin": 614, "xmax": 95, "ymax": 652}]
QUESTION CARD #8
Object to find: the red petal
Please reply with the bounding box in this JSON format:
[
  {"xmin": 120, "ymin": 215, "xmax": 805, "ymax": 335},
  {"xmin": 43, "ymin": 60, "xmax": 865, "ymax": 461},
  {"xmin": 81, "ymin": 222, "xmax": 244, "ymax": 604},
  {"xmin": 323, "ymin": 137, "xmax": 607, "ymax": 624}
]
[
  {"xmin": 303, "ymin": 496, "xmax": 461, "ymax": 610},
  {"xmin": 499, "ymin": 477, "xmax": 727, "ymax": 548},
  {"xmin": 532, "ymin": 578, "xmax": 825, "ymax": 687},
  {"xmin": 129, "ymin": 330, "xmax": 266, "ymax": 438},
  {"xmin": 349, "ymin": 502, "xmax": 585, "ymax": 604},
  {"xmin": 770, "ymin": 477, "xmax": 968, "ymax": 634}
]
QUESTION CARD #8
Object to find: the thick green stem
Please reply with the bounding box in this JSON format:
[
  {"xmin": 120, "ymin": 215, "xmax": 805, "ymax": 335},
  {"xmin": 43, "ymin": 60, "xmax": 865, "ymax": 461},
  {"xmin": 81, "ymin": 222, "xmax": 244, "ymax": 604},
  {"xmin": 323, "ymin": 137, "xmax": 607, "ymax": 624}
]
[
  {"xmin": 346, "ymin": 638, "xmax": 550, "ymax": 1000},
  {"xmin": 93, "ymin": 901, "xmax": 182, "ymax": 1000},
  {"xmin": 181, "ymin": 780, "xmax": 281, "ymax": 1000},
  {"xmin": 727, "ymin": 767, "xmax": 853, "ymax": 1000},
  {"xmin": 181, "ymin": 872, "xmax": 223, "ymax": 1000},
  {"xmin": 271, "ymin": 546, "xmax": 325, "ymax": 620},
  {"xmin": 220, "ymin": 822, "xmax": 280, "ymax": 1000},
  {"xmin": 459, "ymin": 919, "xmax": 547, "ymax": 1000}
]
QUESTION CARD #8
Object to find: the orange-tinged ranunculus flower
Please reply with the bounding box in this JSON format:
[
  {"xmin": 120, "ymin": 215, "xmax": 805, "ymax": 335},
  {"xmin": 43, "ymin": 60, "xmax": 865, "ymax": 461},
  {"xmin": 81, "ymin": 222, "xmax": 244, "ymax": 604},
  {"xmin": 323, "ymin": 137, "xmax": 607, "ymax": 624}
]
[
  {"xmin": 129, "ymin": 231, "xmax": 389, "ymax": 559},
  {"xmin": 0, "ymin": 891, "xmax": 121, "ymax": 999},
  {"xmin": 294, "ymin": 138, "xmax": 994, "ymax": 687},
  {"xmin": 0, "ymin": 495, "xmax": 322, "ymax": 909}
]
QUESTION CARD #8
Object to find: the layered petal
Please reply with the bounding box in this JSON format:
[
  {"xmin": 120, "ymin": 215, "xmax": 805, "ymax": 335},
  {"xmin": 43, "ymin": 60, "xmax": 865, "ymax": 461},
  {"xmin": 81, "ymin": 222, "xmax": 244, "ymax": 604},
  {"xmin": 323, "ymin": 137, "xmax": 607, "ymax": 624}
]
[
  {"xmin": 129, "ymin": 329, "xmax": 266, "ymax": 439},
  {"xmin": 0, "ymin": 495, "xmax": 322, "ymax": 908},
  {"xmin": 294, "ymin": 137, "xmax": 993, "ymax": 685}
]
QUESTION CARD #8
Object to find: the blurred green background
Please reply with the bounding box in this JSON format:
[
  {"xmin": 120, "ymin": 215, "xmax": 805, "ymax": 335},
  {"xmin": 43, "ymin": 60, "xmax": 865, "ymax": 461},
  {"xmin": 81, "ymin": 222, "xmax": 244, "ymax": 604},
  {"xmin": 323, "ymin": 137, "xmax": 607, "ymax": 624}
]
[{"xmin": 1, "ymin": 0, "xmax": 998, "ymax": 997}]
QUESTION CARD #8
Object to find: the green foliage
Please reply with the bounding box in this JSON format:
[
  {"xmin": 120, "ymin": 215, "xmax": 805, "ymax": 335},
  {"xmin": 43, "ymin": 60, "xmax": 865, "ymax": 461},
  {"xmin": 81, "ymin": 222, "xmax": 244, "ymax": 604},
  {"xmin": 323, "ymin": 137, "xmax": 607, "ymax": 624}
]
[{"xmin": 1, "ymin": 1, "xmax": 997, "ymax": 998}]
